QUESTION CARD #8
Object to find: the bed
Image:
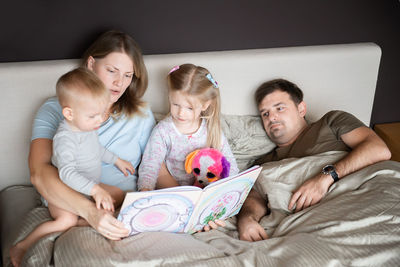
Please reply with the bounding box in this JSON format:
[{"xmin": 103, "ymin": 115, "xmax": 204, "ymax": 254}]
[{"xmin": 1, "ymin": 43, "xmax": 400, "ymax": 266}]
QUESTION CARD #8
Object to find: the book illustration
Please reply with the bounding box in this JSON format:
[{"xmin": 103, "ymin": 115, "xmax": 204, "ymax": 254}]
[
  {"xmin": 199, "ymin": 191, "xmax": 238, "ymax": 224},
  {"xmin": 189, "ymin": 177, "xmax": 255, "ymax": 232},
  {"xmin": 118, "ymin": 166, "xmax": 262, "ymax": 235},
  {"xmin": 118, "ymin": 194, "xmax": 194, "ymax": 235}
]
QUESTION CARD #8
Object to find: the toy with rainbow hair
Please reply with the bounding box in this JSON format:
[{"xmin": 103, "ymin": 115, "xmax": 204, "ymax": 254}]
[{"xmin": 185, "ymin": 148, "xmax": 231, "ymax": 188}]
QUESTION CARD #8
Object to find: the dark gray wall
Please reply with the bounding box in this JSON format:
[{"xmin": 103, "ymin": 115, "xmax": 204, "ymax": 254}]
[{"xmin": 1, "ymin": 0, "xmax": 399, "ymax": 126}]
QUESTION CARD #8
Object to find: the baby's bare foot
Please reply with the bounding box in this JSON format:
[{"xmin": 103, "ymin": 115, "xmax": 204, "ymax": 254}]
[{"xmin": 10, "ymin": 243, "xmax": 26, "ymax": 267}]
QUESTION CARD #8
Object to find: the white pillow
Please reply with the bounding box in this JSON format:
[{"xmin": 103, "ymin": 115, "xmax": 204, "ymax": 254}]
[
  {"xmin": 221, "ymin": 114, "xmax": 276, "ymax": 171},
  {"xmin": 153, "ymin": 113, "xmax": 276, "ymax": 172}
]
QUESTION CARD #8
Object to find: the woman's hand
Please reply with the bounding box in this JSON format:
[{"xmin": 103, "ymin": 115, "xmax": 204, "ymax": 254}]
[
  {"xmin": 87, "ymin": 207, "xmax": 130, "ymax": 240},
  {"xmin": 91, "ymin": 184, "xmax": 115, "ymax": 212},
  {"xmin": 115, "ymin": 158, "xmax": 135, "ymax": 177}
]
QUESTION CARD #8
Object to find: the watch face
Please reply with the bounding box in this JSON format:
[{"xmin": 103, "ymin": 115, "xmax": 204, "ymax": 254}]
[
  {"xmin": 324, "ymin": 165, "xmax": 333, "ymax": 172},
  {"xmin": 323, "ymin": 165, "xmax": 335, "ymax": 172}
]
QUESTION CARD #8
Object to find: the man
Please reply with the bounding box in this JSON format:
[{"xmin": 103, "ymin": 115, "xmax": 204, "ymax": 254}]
[{"xmin": 237, "ymin": 78, "xmax": 391, "ymax": 242}]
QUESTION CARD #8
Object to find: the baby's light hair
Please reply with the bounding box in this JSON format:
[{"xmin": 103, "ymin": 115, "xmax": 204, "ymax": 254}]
[
  {"xmin": 56, "ymin": 67, "xmax": 109, "ymax": 108},
  {"xmin": 167, "ymin": 64, "xmax": 222, "ymax": 149}
]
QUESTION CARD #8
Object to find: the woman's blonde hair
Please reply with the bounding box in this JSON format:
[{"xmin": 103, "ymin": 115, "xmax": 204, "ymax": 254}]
[
  {"xmin": 167, "ymin": 64, "xmax": 222, "ymax": 149},
  {"xmin": 81, "ymin": 30, "xmax": 148, "ymax": 118}
]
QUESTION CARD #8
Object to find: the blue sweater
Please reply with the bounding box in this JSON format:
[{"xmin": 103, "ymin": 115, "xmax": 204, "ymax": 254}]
[{"xmin": 32, "ymin": 97, "xmax": 155, "ymax": 191}]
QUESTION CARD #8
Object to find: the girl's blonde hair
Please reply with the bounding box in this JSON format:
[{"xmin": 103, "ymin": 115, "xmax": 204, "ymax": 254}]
[
  {"xmin": 81, "ymin": 30, "xmax": 148, "ymax": 118},
  {"xmin": 167, "ymin": 64, "xmax": 222, "ymax": 149}
]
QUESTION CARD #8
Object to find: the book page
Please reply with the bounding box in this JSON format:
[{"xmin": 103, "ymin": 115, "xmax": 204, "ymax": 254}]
[
  {"xmin": 156, "ymin": 185, "xmax": 203, "ymax": 192},
  {"xmin": 184, "ymin": 166, "xmax": 262, "ymax": 233},
  {"xmin": 118, "ymin": 189, "xmax": 202, "ymax": 235}
]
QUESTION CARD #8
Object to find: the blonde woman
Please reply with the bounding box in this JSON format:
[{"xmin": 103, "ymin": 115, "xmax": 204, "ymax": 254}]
[{"xmin": 27, "ymin": 31, "xmax": 155, "ymax": 242}]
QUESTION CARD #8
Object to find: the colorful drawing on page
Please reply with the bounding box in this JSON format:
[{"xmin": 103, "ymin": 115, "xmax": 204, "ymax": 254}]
[
  {"xmin": 118, "ymin": 194, "xmax": 194, "ymax": 235},
  {"xmin": 200, "ymin": 190, "xmax": 240, "ymax": 224},
  {"xmin": 192, "ymin": 178, "xmax": 254, "ymax": 231}
]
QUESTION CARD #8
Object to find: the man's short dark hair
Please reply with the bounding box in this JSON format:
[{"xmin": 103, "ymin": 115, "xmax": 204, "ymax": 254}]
[{"xmin": 254, "ymin": 78, "xmax": 304, "ymax": 106}]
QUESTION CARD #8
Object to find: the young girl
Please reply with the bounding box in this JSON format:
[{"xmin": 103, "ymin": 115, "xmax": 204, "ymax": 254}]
[{"xmin": 138, "ymin": 64, "xmax": 239, "ymax": 191}]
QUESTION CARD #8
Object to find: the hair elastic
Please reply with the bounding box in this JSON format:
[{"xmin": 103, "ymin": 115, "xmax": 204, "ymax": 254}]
[
  {"xmin": 168, "ymin": 65, "xmax": 180, "ymax": 74},
  {"xmin": 206, "ymin": 73, "xmax": 219, "ymax": 88}
]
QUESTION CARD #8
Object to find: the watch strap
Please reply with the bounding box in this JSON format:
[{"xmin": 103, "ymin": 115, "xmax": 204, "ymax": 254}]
[
  {"xmin": 323, "ymin": 165, "xmax": 340, "ymax": 183},
  {"xmin": 330, "ymin": 170, "xmax": 339, "ymax": 183}
]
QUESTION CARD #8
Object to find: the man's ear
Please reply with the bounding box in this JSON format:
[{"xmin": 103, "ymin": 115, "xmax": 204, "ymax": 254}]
[
  {"xmin": 298, "ymin": 101, "xmax": 307, "ymax": 118},
  {"xmin": 62, "ymin": 107, "xmax": 73, "ymax": 121},
  {"xmin": 87, "ymin": 56, "xmax": 95, "ymax": 70}
]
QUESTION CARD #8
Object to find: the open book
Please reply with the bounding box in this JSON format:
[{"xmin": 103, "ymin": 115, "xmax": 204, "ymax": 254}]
[{"xmin": 117, "ymin": 165, "xmax": 262, "ymax": 235}]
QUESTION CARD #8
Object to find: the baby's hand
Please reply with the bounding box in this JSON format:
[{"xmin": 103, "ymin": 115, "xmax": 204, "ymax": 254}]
[
  {"xmin": 115, "ymin": 158, "xmax": 135, "ymax": 177},
  {"xmin": 91, "ymin": 184, "xmax": 115, "ymax": 212}
]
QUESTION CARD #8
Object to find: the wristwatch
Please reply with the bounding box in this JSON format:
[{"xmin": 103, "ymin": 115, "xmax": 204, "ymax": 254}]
[{"xmin": 322, "ymin": 164, "xmax": 339, "ymax": 183}]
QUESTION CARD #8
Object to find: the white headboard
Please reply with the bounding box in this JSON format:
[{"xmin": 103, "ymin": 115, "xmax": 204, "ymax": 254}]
[
  {"xmin": 143, "ymin": 43, "xmax": 381, "ymax": 124},
  {"xmin": 0, "ymin": 43, "xmax": 381, "ymax": 190}
]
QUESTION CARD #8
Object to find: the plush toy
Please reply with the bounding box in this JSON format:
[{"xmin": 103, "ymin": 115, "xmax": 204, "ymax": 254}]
[{"xmin": 185, "ymin": 148, "xmax": 230, "ymax": 188}]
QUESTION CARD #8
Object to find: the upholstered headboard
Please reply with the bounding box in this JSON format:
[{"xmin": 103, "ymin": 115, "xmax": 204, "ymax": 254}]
[{"xmin": 0, "ymin": 43, "xmax": 381, "ymax": 191}]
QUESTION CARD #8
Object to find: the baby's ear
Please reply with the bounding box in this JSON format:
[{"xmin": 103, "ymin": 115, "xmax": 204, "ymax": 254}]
[
  {"xmin": 185, "ymin": 150, "xmax": 199, "ymax": 174},
  {"xmin": 220, "ymin": 156, "xmax": 231, "ymax": 178},
  {"xmin": 62, "ymin": 107, "xmax": 73, "ymax": 121}
]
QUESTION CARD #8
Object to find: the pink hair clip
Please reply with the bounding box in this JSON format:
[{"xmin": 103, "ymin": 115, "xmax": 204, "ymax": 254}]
[{"xmin": 168, "ymin": 65, "xmax": 180, "ymax": 74}]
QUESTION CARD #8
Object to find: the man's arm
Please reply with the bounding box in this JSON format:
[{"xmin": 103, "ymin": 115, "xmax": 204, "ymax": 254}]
[
  {"xmin": 334, "ymin": 126, "xmax": 391, "ymax": 178},
  {"xmin": 237, "ymin": 189, "xmax": 269, "ymax": 241},
  {"xmin": 289, "ymin": 126, "xmax": 391, "ymax": 212}
]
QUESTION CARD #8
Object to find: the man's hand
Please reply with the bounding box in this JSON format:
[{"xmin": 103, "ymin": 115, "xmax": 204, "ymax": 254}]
[
  {"xmin": 238, "ymin": 215, "xmax": 268, "ymax": 242},
  {"xmin": 115, "ymin": 158, "xmax": 135, "ymax": 177},
  {"xmin": 91, "ymin": 184, "xmax": 115, "ymax": 212},
  {"xmin": 288, "ymin": 173, "xmax": 333, "ymax": 212}
]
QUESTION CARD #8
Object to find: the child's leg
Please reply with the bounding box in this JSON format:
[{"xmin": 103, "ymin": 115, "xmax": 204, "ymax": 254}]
[
  {"xmin": 10, "ymin": 204, "xmax": 78, "ymax": 267},
  {"xmin": 156, "ymin": 163, "xmax": 179, "ymax": 189},
  {"xmin": 99, "ymin": 183, "xmax": 125, "ymax": 208}
]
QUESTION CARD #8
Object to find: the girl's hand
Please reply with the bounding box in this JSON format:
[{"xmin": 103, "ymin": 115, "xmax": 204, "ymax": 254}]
[
  {"xmin": 199, "ymin": 219, "xmax": 226, "ymax": 232},
  {"xmin": 115, "ymin": 158, "xmax": 135, "ymax": 177},
  {"xmin": 91, "ymin": 184, "xmax": 115, "ymax": 212}
]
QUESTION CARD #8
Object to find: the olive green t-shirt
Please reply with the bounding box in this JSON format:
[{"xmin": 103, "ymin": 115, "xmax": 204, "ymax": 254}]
[{"xmin": 256, "ymin": 110, "xmax": 366, "ymax": 163}]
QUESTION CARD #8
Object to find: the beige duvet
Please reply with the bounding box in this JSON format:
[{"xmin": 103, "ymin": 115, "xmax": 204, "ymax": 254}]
[{"xmin": 9, "ymin": 151, "xmax": 400, "ymax": 266}]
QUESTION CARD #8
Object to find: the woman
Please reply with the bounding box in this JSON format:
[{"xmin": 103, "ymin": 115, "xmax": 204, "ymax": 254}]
[{"xmin": 29, "ymin": 30, "xmax": 155, "ymax": 240}]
